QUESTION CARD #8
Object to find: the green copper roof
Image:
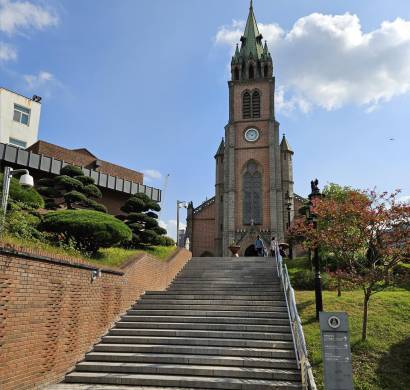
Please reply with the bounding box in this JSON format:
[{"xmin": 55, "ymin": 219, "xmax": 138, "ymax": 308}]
[{"xmin": 240, "ymin": 1, "xmax": 264, "ymax": 60}]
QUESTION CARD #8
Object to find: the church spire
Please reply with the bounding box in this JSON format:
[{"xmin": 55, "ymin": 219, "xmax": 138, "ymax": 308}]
[{"xmin": 230, "ymin": 1, "xmax": 273, "ymax": 81}]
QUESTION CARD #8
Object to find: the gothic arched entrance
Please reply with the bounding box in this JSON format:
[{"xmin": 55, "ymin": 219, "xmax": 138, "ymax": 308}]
[{"xmin": 244, "ymin": 244, "xmax": 257, "ymax": 257}]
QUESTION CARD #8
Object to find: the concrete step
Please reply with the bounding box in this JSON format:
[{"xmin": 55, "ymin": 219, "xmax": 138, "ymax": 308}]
[
  {"xmin": 102, "ymin": 335, "xmax": 294, "ymax": 349},
  {"xmin": 65, "ymin": 372, "xmax": 302, "ymax": 389},
  {"xmin": 143, "ymin": 293, "xmax": 285, "ymax": 300},
  {"xmin": 133, "ymin": 304, "xmax": 287, "ymax": 312},
  {"xmin": 120, "ymin": 315, "xmax": 290, "ymax": 326},
  {"xmin": 116, "ymin": 321, "xmax": 291, "ymax": 333},
  {"xmin": 108, "ymin": 328, "xmax": 293, "ymax": 341},
  {"xmin": 138, "ymin": 299, "xmax": 286, "ymax": 306},
  {"xmin": 75, "ymin": 361, "xmax": 301, "ymax": 381},
  {"xmin": 93, "ymin": 343, "xmax": 296, "ymax": 359},
  {"xmin": 126, "ymin": 310, "xmax": 289, "ymax": 318},
  {"xmin": 84, "ymin": 352, "xmax": 298, "ymax": 369}
]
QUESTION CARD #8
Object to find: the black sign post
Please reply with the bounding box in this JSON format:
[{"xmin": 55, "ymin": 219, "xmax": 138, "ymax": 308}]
[{"xmin": 319, "ymin": 312, "xmax": 354, "ymax": 390}]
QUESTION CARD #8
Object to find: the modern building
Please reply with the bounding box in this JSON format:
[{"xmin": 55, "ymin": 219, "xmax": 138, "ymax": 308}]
[
  {"xmin": 186, "ymin": 2, "xmax": 305, "ymax": 257},
  {"xmin": 0, "ymin": 87, "xmax": 41, "ymax": 149},
  {"xmin": 0, "ymin": 141, "xmax": 161, "ymax": 215}
]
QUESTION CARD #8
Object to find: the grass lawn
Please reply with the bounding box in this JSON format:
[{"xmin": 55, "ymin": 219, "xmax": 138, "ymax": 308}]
[
  {"xmin": 0, "ymin": 234, "xmax": 177, "ymax": 268},
  {"xmin": 286, "ymin": 257, "xmax": 410, "ymax": 390}
]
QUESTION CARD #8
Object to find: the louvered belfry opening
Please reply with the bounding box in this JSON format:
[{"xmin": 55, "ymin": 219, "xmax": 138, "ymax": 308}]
[
  {"xmin": 243, "ymin": 92, "xmax": 251, "ymax": 119},
  {"xmin": 243, "ymin": 90, "xmax": 261, "ymax": 120},
  {"xmin": 252, "ymin": 91, "xmax": 261, "ymax": 118}
]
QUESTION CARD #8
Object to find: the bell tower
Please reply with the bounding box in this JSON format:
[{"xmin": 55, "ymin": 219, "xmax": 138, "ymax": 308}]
[{"xmin": 215, "ymin": 0, "xmax": 293, "ymax": 256}]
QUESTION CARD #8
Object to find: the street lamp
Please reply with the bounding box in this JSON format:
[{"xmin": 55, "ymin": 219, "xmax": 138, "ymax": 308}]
[
  {"xmin": 176, "ymin": 200, "xmax": 188, "ymax": 247},
  {"xmin": 1, "ymin": 166, "xmax": 34, "ymax": 232},
  {"xmin": 285, "ymin": 191, "xmax": 293, "ymax": 259},
  {"xmin": 308, "ymin": 178, "xmax": 323, "ymax": 320}
]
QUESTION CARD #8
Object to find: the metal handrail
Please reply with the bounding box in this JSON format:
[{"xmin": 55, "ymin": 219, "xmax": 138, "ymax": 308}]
[{"xmin": 274, "ymin": 244, "xmax": 317, "ymax": 390}]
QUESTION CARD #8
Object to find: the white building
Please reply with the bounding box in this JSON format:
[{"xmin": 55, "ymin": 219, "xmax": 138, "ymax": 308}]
[{"xmin": 0, "ymin": 87, "xmax": 41, "ymax": 149}]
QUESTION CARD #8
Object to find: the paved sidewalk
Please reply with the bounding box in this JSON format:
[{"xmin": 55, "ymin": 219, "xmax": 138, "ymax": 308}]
[{"xmin": 46, "ymin": 385, "xmax": 203, "ymax": 390}]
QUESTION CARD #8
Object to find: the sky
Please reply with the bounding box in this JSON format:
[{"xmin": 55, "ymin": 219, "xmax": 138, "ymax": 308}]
[{"xmin": 0, "ymin": 0, "xmax": 409, "ymax": 240}]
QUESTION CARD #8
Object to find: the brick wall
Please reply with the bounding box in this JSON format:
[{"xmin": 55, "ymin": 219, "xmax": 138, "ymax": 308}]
[
  {"xmin": 0, "ymin": 246, "xmax": 191, "ymax": 390},
  {"xmin": 191, "ymin": 202, "xmax": 216, "ymax": 257}
]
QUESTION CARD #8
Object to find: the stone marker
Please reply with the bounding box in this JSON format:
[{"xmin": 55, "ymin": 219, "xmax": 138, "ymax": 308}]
[{"xmin": 319, "ymin": 312, "xmax": 354, "ymax": 390}]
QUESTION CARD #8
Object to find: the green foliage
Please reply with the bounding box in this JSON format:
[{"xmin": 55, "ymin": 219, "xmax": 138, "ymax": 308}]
[
  {"xmin": 64, "ymin": 191, "xmax": 87, "ymax": 207},
  {"xmin": 40, "ymin": 209, "xmax": 132, "ymax": 254},
  {"xmin": 119, "ymin": 193, "xmax": 167, "ymax": 247},
  {"xmin": 55, "ymin": 175, "xmax": 84, "ymax": 191},
  {"xmin": 0, "ymin": 173, "xmax": 44, "ymax": 209},
  {"xmin": 75, "ymin": 176, "xmax": 95, "ymax": 185},
  {"xmin": 85, "ymin": 199, "xmax": 107, "ymax": 213},
  {"xmin": 60, "ymin": 165, "xmax": 84, "ymax": 177},
  {"xmin": 155, "ymin": 235, "xmax": 175, "ymax": 247},
  {"xmin": 37, "ymin": 165, "xmax": 106, "ymax": 212},
  {"xmin": 323, "ymin": 182, "xmax": 359, "ymax": 201},
  {"xmin": 4, "ymin": 206, "xmax": 43, "ymax": 240},
  {"xmin": 292, "ymin": 269, "xmax": 330, "ymax": 290},
  {"xmin": 83, "ymin": 184, "xmax": 102, "ymax": 198}
]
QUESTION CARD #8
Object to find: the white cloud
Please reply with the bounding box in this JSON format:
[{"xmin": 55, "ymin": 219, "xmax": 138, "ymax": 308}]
[
  {"xmin": 0, "ymin": 41, "xmax": 16, "ymax": 61},
  {"xmin": 159, "ymin": 219, "xmax": 186, "ymax": 241},
  {"xmin": 0, "ymin": 0, "xmax": 58, "ymax": 35},
  {"xmin": 215, "ymin": 13, "xmax": 410, "ymax": 113},
  {"xmin": 24, "ymin": 70, "xmax": 53, "ymax": 88},
  {"xmin": 143, "ymin": 169, "xmax": 162, "ymax": 182},
  {"xmin": 399, "ymin": 195, "xmax": 410, "ymax": 204}
]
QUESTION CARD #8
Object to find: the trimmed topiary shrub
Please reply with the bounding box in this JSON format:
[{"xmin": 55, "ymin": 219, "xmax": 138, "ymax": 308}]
[
  {"xmin": 118, "ymin": 193, "xmax": 169, "ymax": 247},
  {"xmin": 37, "ymin": 164, "xmax": 106, "ymax": 212},
  {"xmin": 40, "ymin": 209, "xmax": 132, "ymax": 254},
  {"xmin": 0, "ymin": 173, "xmax": 44, "ymax": 209}
]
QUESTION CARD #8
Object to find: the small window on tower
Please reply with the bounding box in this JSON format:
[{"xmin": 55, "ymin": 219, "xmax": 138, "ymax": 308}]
[
  {"xmin": 264, "ymin": 65, "xmax": 269, "ymax": 77},
  {"xmin": 234, "ymin": 68, "xmax": 239, "ymax": 81},
  {"xmin": 243, "ymin": 92, "xmax": 251, "ymax": 119}
]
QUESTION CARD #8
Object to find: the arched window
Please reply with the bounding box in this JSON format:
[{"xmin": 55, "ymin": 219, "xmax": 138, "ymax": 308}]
[
  {"xmin": 252, "ymin": 91, "xmax": 260, "ymax": 118},
  {"xmin": 243, "ymin": 161, "xmax": 262, "ymax": 225},
  {"xmin": 264, "ymin": 64, "xmax": 269, "ymax": 77},
  {"xmin": 249, "ymin": 65, "xmax": 254, "ymax": 80},
  {"xmin": 243, "ymin": 92, "xmax": 251, "ymax": 119},
  {"xmin": 234, "ymin": 68, "xmax": 239, "ymax": 81}
]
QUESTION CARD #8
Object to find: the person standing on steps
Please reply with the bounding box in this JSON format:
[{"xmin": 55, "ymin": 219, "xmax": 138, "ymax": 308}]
[
  {"xmin": 255, "ymin": 235, "xmax": 264, "ymax": 257},
  {"xmin": 270, "ymin": 236, "xmax": 278, "ymax": 257}
]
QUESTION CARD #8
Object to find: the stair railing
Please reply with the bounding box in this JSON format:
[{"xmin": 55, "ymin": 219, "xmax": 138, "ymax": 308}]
[{"xmin": 274, "ymin": 244, "xmax": 317, "ymax": 390}]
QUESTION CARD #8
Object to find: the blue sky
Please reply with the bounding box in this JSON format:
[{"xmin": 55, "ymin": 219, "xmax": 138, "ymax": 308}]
[{"xmin": 0, "ymin": 0, "xmax": 409, "ymax": 239}]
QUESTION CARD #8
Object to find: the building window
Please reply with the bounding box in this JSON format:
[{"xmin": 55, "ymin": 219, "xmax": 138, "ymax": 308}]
[
  {"xmin": 9, "ymin": 137, "xmax": 27, "ymax": 149},
  {"xmin": 243, "ymin": 91, "xmax": 251, "ymax": 119},
  {"xmin": 234, "ymin": 67, "xmax": 239, "ymax": 81},
  {"xmin": 264, "ymin": 64, "xmax": 269, "ymax": 77},
  {"xmin": 13, "ymin": 104, "xmax": 30, "ymax": 125},
  {"xmin": 243, "ymin": 160, "xmax": 262, "ymax": 225},
  {"xmin": 252, "ymin": 91, "xmax": 261, "ymax": 118}
]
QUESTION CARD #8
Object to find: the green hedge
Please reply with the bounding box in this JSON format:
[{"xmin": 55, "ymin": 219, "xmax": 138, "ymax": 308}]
[{"xmin": 40, "ymin": 209, "xmax": 132, "ymax": 254}]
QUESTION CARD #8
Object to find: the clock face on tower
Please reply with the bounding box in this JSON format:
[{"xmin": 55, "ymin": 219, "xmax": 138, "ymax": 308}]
[{"xmin": 244, "ymin": 128, "xmax": 260, "ymax": 142}]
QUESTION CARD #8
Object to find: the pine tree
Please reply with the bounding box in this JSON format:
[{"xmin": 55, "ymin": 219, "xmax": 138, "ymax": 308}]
[
  {"xmin": 37, "ymin": 165, "xmax": 107, "ymax": 213},
  {"xmin": 118, "ymin": 193, "xmax": 170, "ymax": 246}
]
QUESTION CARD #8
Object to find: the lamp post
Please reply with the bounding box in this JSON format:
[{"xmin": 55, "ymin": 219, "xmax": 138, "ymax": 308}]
[
  {"xmin": 176, "ymin": 200, "xmax": 188, "ymax": 247},
  {"xmin": 1, "ymin": 166, "xmax": 34, "ymax": 233},
  {"xmin": 285, "ymin": 191, "xmax": 293, "ymax": 259},
  {"xmin": 307, "ymin": 179, "xmax": 323, "ymax": 320}
]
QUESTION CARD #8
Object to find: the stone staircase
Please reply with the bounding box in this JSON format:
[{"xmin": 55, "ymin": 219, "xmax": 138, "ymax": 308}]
[{"xmin": 64, "ymin": 257, "xmax": 302, "ymax": 389}]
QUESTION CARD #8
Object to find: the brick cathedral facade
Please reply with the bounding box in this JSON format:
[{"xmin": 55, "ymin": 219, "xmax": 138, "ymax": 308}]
[{"xmin": 186, "ymin": 2, "xmax": 304, "ymax": 257}]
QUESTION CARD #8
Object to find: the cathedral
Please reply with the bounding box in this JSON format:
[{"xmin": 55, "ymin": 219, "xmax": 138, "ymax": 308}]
[{"xmin": 186, "ymin": 2, "xmax": 303, "ymax": 257}]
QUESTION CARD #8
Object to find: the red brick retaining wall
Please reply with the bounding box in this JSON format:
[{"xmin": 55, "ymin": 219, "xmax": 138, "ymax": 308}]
[{"xmin": 0, "ymin": 246, "xmax": 191, "ymax": 390}]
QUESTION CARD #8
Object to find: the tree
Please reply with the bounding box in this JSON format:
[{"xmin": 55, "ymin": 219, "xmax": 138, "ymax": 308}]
[
  {"xmin": 290, "ymin": 189, "xmax": 410, "ymax": 340},
  {"xmin": 118, "ymin": 193, "xmax": 170, "ymax": 247},
  {"xmin": 37, "ymin": 165, "xmax": 106, "ymax": 213},
  {"xmin": 40, "ymin": 209, "xmax": 132, "ymax": 254}
]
